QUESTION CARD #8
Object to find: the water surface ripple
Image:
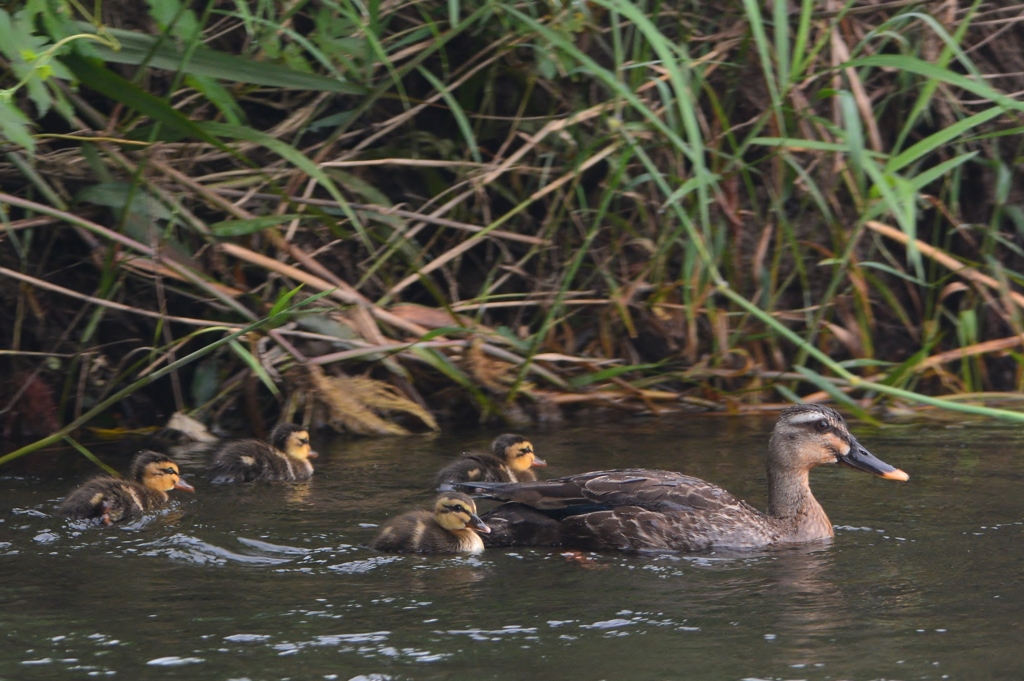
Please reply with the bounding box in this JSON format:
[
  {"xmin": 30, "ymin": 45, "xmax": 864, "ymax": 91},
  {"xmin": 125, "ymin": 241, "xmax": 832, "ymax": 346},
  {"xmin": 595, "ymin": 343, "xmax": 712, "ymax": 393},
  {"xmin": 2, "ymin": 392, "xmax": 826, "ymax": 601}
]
[{"xmin": 2, "ymin": 417, "xmax": 1023, "ymax": 680}]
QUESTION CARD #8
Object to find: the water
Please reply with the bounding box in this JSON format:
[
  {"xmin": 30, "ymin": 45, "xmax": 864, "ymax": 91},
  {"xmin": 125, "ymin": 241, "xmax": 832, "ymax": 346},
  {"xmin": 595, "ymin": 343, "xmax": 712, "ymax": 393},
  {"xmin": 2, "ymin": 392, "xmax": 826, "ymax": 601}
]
[{"xmin": 2, "ymin": 415, "xmax": 1023, "ymax": 680}]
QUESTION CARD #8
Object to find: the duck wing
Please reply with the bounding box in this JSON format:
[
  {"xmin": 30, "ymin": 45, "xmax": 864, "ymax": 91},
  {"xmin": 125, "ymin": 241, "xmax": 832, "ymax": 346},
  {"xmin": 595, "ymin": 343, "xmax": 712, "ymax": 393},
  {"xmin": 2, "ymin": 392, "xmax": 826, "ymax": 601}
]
[
  {"xmin": 467, "ymin": 469, "xmax": 776, "ymax": 552},
  {"xmin": 459, "ymin": 468, "xmax": 744, "ymax": 513},
  {"xmin": 559, "ymin": 503, "xmax": 777, "ymax": 552}
]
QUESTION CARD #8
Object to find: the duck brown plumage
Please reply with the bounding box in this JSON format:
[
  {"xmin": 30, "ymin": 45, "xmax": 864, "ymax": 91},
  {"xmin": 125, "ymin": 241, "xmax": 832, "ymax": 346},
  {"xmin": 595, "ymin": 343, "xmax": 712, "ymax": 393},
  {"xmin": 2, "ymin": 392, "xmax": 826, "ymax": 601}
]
[
  {"xmin": 59, "ymin": 450, "xmax": 195, "ymax": 525},
  {"xmin": 370, "ymin": 492, "xmax": 491, "ymax": 554},
  {"xmin": 209, "ymin": 423, "xmax": 318, "ymax": 483},
  {"xmin": 435, "ymin": 434, "xmax": 546, "ymax": 488},
  {"xmin": 458, "ymin": 405, "xmax": 908, "ymax": 553}
]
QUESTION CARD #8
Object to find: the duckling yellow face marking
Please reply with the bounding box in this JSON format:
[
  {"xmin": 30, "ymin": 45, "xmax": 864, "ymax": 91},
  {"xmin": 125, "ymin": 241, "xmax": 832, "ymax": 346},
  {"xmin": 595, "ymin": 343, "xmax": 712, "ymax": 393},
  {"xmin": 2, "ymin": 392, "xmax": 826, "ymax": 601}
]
[
  {"xmin": 283, "ymin": 430, "xmax": 316, "ymax": 461},
  {"xmin": 141, "ymin": 461, "xmax": 194, "ymax": 494},
  {"xmin": 434, "ymin": 494, "xmax": 491, "ymax": 534},
  {"xmin": 506, "ymin": 440, "xmax": 544, "ymax": 472}
]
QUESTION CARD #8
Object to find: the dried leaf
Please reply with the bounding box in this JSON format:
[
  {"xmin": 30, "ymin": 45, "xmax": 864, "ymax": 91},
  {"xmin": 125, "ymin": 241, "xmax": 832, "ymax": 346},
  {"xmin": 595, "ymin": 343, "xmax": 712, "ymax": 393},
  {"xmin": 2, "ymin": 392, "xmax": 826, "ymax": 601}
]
[
  {"xmin": 166, "ymin": 411, "xmax": 218, "ymax": 442},
  {"xmin": 304, "ymin": 365, "xmax": 437, "ymax": 435},
  {"xmin": 389, "ymin": 303, "xmax": 474, "ymax": 330},
  {"xmin": 464, "ymin": 337, "xmax": 515, "ymax": 393}
]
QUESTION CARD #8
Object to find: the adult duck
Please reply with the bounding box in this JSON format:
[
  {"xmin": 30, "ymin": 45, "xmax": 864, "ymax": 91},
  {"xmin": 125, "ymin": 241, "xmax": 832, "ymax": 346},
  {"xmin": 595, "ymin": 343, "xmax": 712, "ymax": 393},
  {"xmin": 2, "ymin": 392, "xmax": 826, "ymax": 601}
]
[
  {"xmin": 371, "ymin": 492, "xmax": 491, "ymax": 555},
  {"xmin": 456, "ymin": 405, "xmax": 908, "ymax": 552},
  {"xmin": 209, "ymin": 423, "xmax": 317, "ymax": 483},
  {"xmin": 435, "ymin": 433, "xmax": 546, "ymax": 488},
  {"xmin": 59, "ymin": 450, "xmax": 195, "ymax": 525}
]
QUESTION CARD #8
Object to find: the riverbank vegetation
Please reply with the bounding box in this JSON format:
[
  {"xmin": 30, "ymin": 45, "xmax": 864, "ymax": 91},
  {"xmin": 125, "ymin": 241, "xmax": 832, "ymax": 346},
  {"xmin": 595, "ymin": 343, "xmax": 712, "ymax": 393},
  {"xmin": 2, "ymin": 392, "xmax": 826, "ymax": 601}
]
[{"xmin": 3, "ymin": 0, "xmax": 1024, "ymax": 463}]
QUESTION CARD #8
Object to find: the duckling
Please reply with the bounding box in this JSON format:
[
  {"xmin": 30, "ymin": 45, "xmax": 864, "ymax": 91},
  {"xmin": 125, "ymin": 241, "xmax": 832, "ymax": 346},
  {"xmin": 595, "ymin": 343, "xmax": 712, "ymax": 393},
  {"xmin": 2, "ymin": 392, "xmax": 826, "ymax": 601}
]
[
  {"xmin": 371, "ymin": 492, "xmax": 491, "ymax": 555},
  {"xmin": 458, "ymin": 405, "xmax": 909, "ymax": 553},
  {"xmin": 435, "ymin": 433, "xmax": 546, "ymax": 488},
  {"xmin": 59, "ymin": 450, "xmax": 195, "ymax": 525},
  {"xmin": 209, "ymin": 423, "xmax": 318, "ymax": 483}
]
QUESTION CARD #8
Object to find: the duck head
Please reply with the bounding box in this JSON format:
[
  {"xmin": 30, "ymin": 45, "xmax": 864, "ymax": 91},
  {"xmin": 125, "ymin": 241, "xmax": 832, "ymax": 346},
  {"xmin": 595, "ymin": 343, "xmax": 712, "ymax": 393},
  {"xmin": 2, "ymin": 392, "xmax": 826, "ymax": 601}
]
[
  {"xmin": 129, "ymin": 450, "xmax": 195, "ymax": 493},
  {"xmin": 271, "ymin": 423, "xmax": 319, "ymax": 461},
  {"xmin": 434, "ymin": 492, "xmax": 491, "ymax": 534},
  {"xmin": 768, "ymin": 404, "xmax": 908, "ymax": 481},
  {"xmin": 493, "ymin": 433, "xmax": 546, "ymax": 474}
]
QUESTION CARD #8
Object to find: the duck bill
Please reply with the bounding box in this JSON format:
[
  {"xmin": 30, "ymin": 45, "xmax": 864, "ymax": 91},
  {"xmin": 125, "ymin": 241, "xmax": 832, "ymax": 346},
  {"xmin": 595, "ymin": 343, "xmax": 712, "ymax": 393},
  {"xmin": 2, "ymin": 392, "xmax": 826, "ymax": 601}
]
[
  {"xmin": 468, "ymin": 514, "xmax": 491, "ymax": 533},
  {"xmin": 307, "ymin": 449, "xmax": 320, "ymax": 459},
  {"xmin": 839, "ymin": 441, "xmax": 909, "ymax": 482},
  {"xmin": 174, "ymin": 479, "xmax": 196, "ymax": 492},
  {"xmin": 530, "ymin": 456, "xmax": 547, "ymax": 468}
]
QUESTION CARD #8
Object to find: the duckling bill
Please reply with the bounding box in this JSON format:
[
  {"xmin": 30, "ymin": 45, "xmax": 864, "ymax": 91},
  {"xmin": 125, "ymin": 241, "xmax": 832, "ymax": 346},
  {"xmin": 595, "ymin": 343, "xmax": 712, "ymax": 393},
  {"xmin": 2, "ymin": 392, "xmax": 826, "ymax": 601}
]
[
  {"xmin": 209, "ymin": 423, "xmax": 317, "ymax": 483},
  {"xmin": 458, "ymin": 405, "xmax": 908, "ymax": 553},
  {"xmin": 436, "ymin": 433, "xmax": 546, "ymax": 488},
  {"xmin": 371, "ymin": 492, "xmax": 491, "ymax": 555},
  {"xmin": 59, "ymin": 450, "xmax": 194, "ymax": 525}
]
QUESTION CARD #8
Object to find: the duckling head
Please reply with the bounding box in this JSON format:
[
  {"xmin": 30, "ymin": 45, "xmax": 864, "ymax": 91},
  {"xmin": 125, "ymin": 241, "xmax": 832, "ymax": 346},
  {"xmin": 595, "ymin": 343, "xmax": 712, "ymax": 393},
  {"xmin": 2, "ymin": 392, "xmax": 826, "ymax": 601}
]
[
  {"xmin": 270, "ymin": 423, "xmax": 319, "ymax": 461},
  {"xmin": 433, "ymin": 492, "xmax": 491, "ymax": 534},
  {"xmin": 769, "ymin": 404, "xmax": 908, "ymax": 481},
  {"xmin": 129, "ymin": 450, "xmax": 195, "ymax": 493},
  {"xmin": 492, "ymin": 433, "xmax": 545, "ymax": 474}
]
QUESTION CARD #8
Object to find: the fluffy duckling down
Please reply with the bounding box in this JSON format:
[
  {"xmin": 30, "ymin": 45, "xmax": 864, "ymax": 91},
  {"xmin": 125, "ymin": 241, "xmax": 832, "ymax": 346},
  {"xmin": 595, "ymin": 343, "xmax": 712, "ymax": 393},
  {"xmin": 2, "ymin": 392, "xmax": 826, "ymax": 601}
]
[
  {"xmin": 59, "ymin": 450, "xmax": 194, "ymax": 525},
  {"xmin": 209, "ymin": 423, "xmax": 318, "ymax": 483},
  {"xmin": 371, "ymin": 492, "xmax": 491, "ymax": 555},
  {"xmin": 435, "ymin": 433, "xmax": 546, "ymax": 488}
]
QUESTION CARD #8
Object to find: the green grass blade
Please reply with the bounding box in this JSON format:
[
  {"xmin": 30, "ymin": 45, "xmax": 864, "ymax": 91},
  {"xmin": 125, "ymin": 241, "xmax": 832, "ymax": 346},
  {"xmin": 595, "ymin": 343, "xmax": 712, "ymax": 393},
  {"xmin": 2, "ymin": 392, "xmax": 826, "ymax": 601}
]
[
  {"xmin": 82, "ymin": 25, "xmax": 367, "ymax": 93},
  {"xmin": 64, "ymin": 436, "xmax": 119, "ymax": 476},
  {"xmin": 60, "ymin": 53, "xmax": 225, "ymax": 148},
  {"xmin": 568, "ymin": 363, "xmax": 660, "ymax": 389},
  {"xmin": 267, "ymin": 284, "xmax": 307, "ymax": 319},
  {"xmin": 907, "ymin": 152, "xmax": 978, "ymax": 192},
  {"xmin": 794, "ymin": 365, "xmax": 879, "ymax": 424},
  {"xmin": 886, "ymin": 107, "xmax": 1001, "ymax": 174},
  {"xmin": 210, "ymin": 214, "xmax": 303, "ymax": 237},
  {"xmin": 200, "ymin": 121, "xmax": 371, "ymax": 250},
  {"xmin": 416, "ymin": 65, "xmax": 481, "ymax": 163},
  {"xmin": 228, "ymin": 339, "xmax": 280, "ymax": 396},
  {"xmin": 849, "ymin": 55, "xmax": 1024, "ymax": 113}
]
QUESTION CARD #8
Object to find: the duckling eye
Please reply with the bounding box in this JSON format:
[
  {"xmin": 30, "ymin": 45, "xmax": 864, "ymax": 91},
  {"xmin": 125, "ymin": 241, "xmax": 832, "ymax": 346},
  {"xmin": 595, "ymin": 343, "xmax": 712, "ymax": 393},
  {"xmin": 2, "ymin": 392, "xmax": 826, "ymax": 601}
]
[
  {"xmin": 298, "ymin": 438, "xmax": 309, "ymax": 446},
  {"xmin": 816, "ymin": 420, "xmax": 829, "ymax": 432},
  {"xmin": 161, "ymin": 467, "xmax": 177, "ymax": 475}
]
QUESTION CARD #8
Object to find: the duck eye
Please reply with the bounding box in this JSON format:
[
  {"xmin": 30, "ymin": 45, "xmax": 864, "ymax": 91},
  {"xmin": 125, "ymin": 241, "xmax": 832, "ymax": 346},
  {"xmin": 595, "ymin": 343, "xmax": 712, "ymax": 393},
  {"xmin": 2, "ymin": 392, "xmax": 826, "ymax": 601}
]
[
  {"xmin": 162, "ymin": 467, "xmax": 176, "ymax": 475},
  {"xmin": 816, "ymin": 420, "xmax": 829, "ymax": 432}
]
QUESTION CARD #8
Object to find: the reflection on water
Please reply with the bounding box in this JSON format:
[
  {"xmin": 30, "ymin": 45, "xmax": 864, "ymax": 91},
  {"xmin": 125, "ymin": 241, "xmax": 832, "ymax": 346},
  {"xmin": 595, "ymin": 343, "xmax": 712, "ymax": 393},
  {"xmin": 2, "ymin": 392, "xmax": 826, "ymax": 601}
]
[{"xmin": 3, "ymin": 417, "xmax": 1024, "ymax": 679}]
